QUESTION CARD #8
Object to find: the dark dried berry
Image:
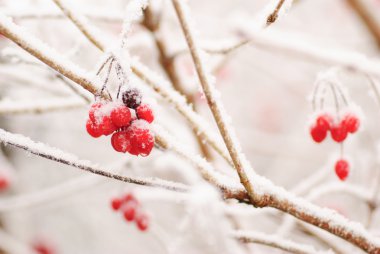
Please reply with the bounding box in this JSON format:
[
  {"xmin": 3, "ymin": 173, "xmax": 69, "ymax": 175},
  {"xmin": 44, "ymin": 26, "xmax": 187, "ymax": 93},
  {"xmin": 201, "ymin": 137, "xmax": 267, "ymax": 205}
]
[{"xmin": 122, "ymin": 88, "xmax": 142, "ymax": 109}]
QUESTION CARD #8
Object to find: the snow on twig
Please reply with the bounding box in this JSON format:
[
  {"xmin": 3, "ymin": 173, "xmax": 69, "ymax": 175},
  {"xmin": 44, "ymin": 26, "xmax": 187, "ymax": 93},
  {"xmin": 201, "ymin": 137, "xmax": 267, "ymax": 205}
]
[{"xmin": 0, "ymin": 128, "xmax": 188, "ymax": 193}]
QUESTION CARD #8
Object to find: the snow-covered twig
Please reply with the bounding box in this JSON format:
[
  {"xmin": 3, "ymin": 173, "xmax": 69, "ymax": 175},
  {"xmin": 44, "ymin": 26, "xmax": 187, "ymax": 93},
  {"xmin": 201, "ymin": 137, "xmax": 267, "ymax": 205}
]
[
  {"xmin": 171, "ymin": 0, "xmax": 260, "ymax": 203},
  {"xmin": 51, "ymin": 0, "xmax": 105, "ymax": 51},
  {"xmin": 266, "ymin": 0, "xmax": 293, "ymax": 26},
  {"xmin": 0, "ymin": 12, "xmax": 106, "ymax": 98},
  {"xmin": 232, "ymin": 230, "xmax": 329, "ymax": 254},
  {"xmin": 0, "ymin": 128, "xmax": 188, "ymax": 193}
]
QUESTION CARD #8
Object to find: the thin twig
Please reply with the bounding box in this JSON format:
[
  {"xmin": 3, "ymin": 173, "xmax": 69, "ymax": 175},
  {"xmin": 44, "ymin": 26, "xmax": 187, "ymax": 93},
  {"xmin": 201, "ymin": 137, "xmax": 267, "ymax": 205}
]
[
  {"xmin": 0, "ymin": 128, "xmax": 189, "ymax": 193},
  {"xmin": 266, "ymin": 0, "xmax": 287, "ymax": 26}
]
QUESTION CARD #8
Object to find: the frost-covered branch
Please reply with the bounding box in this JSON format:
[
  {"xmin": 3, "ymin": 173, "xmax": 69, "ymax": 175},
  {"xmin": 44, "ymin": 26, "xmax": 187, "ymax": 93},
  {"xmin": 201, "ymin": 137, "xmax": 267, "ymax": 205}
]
[
  {"xmin": 232, "ymin": 230, "xmax": 329, "ymax": 254},
  {"xmin": 0, "ymin": 12, "xmax": 107, "ymax": 98},
  {"xmin": 171, "ymin": 0, "xmax": 260, "ymax": 203},
  {"xmin": 0, "ymin": 128, "xmax": 188, "ymax": 193},
  {"xmin": 51, "ymin": 0, "xmax": 105, "ymax": 51}
]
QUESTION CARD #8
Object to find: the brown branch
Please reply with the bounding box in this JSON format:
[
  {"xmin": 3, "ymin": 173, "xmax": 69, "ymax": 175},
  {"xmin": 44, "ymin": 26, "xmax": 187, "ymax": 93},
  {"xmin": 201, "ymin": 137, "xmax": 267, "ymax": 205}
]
[
  {"xmin": 142, "ymin": 6, "xmax": 212, "ymax": 160},
  {"xmin": 51, "ymin": 0, "xmax": 105, "ymax": 51},
  {"xmin": 346, "ymin": 0, "xmax": 380, "ymax": 49},
  {"xmin": 266, "ymin": 0, "xmax": 286, "ymax": 26},
  {"xmin": 171, "ymin": 0, "xmax": 259, "ymax": 203}
]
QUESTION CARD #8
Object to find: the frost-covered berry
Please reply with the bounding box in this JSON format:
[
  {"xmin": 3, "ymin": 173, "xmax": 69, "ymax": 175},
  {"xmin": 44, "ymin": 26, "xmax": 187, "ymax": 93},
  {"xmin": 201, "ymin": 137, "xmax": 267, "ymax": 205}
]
[
  {"xmin": 316, "ymin": 114, "xmax": 332, "ymax": 131},
  {"xmin": 89, "ymin": 102, "xmax": 103, "ymax": 123},
  {"xmin": 111, "ymin": 106, "xmax": 132, "ymax": 128},
  {"xmin": 310, "ymin": 124, "xmax": 327, "ymax": 143},
  {"xmin": 342, "ymin": 113, "xmax": 360, "ymax": 134},
  {"xmin": 126, "ymin": 120, "xmax": 155, "ymax": 156},
  {"xmin": 100, "ymin": 116, "xmax": 117, "ymax": 136},
  {"xmin": 335, "ymin": 159, "xmax": 349, "ymax": 181},
  {"xmin": 86, "ymin": 119, "xmax": 102, "ymax": 138},
  {"xmin": 122, "ymin": 88, "xmax": 142, "ymax": 109},
  {"xmin": 135, "ymin": 213, "xmax": 149, "ymax": 231},
  {"xmin": 111, "ymin": 197, "xmax": 122, "ymax": 211},
  {"xmin": 330, "ymin": 122, "xmax": 347, "ymax": 143},
  {"xmin": 136, "ymin": 104, "xmax": 154, "ymax": 123},
  {"xmin": 111, "ymin": 131, "xmax": 131, "ymax": 153}
]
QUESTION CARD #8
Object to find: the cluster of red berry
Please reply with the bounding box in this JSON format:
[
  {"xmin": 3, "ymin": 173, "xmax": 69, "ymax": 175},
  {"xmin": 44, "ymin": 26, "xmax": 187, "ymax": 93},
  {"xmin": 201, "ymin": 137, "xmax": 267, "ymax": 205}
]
[
  {"xmin": 111, "ymin": 193, "xmax": 149, "ymax": 232},
  {"xmin": 310, "ymin": 112, "xmax": 360, "ymax": 143},
  {"xmin": 309, "ymin": 111, "xmax": 360, "ymax": 181},
  {"xmin": 86, "ymin": 88, "xmax": 155, "ymax": 156}
]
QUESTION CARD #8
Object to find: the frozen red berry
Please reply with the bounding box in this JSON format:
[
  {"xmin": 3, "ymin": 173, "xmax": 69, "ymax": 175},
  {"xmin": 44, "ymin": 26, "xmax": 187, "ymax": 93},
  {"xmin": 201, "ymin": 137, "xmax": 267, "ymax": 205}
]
[
  {"xmin": 135, "ymin": 213, "xmax": 149, "ymax": 231},
  {"xmin": 111, "ymin": 197, "xmax": 122, "ymax": 211},
  {"xmin": 123, "ymin": 205, "xmax": 136, "ymax": 222},
  {"xmin": 310, "ymin": 124, "xmax": 327, "ymax": 143},
  {"xmin": 111, "ymin": 106, "xmax": 132, "ymax": 128},
  {"xmin": 335, "ymin": 159, "xmax": 349, "ymax": 181},
  {"xmin": 86, "ymin": 119, "xmax": 102, "ymax": 138},
  {"xmin": 122, "ymin": 88, "xmax": 142, "ymax": 109},
  {"xmin": 111, "ymin": 131, "xmax": 131, "ymax": 153},
  {"xmin": 136, "ymin": 104, "xmax": 154, "ymax": 123},
  {"xmin": 99, "ymin": 116, "xmax": 117, "ymax": 136},
  {"xmin": 89, "ymin": 102, "xmax": 103, "ymax": 123},
  {"xmin": 342, "ymin": 113, "xmax": 360, "ymax": 134},
  {"xmin": 316, "ymin": 113, "xmax": 332, "ymax": 131},
  {"xmin": 126, "ymin": 120, "xmax": 155, "ymax": 156},
  {"xmin": 330, "ymin": 122, "xmax": 347, "ymax": 143}
]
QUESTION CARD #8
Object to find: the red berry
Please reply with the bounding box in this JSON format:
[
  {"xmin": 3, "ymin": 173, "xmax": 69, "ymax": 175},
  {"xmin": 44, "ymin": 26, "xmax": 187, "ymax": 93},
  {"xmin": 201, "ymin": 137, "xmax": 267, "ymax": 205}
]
[
  {"xmin": 111, "ymin": 131, "xmax": 131, "ymax": 153},
  {"xmin": 33, "ymin": 242, "xmax": 54, "ymax": 254},
  {"xmin": 135, "ymin": 213, "xmax": 149, "ymax": 231},
  {"xmin": 342, "ymin": 114, "xmax": 360, "ymax": 133},
  {"xmin": 127, "ymin": 120, "xmax": 155, "ymax": 156},
  {"xmin": 89, "ymin": 102, "xmax": 103, "ymax": 123},
  {"xmin": 136, "ymin": 104, "xmax": 154, "ymax": 123},
  {"xmin": 111, "ymin": 106, "xmax": 132, "ymax": 128},
  {"xmin": 310, "ymin": 124, "xmax": 327, "ymax": 143},
  {"xmin": 0, "ymin": 177, "xmax": 9, "ymax": 191},
  {"xmin": 86, "ymin": 119, "xmax": 102, "ymax": 138},
  {"xmin": 123, "ymin": 193, "xmax": 136, "ymax": 203},
  {"xmin": 100, "ymin": 116, "xmax": 117, "ymax": 136},
  {"xmin": 111, "ymin": 197, "xmax": 122, "ymax": 211},
  {"xmin": 335, "ymin": 159, "xmax": 349, "ymax": 181},
  {"xmin": 330, "ymin": 122, "xmax": 348, "ymax": 143},
  {"xmin": 316, "ymin": 114, "xmax": 332, "ymax": 131},
  {"xmin": 123, "ymin": 205, "xmax": 136, "ymax": 222}
]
